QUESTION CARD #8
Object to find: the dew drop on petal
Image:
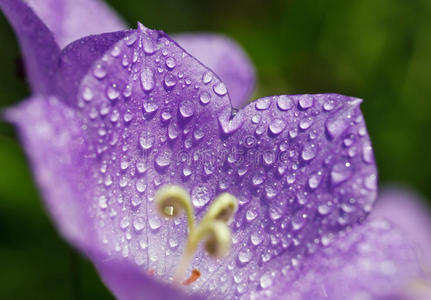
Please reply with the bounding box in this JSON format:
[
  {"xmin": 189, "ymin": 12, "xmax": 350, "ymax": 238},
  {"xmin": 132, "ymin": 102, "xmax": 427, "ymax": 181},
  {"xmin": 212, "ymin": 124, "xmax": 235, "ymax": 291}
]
[
  {"xmin": 191, "ymin": 186, "xmax": 210, "ymax": 208},
  {"xmin": 139, "ymin": 131, "xmax": 155, "ymax": 149},
  {"xmin": 141, "ymin": 67, "xmax": 155, "ymax": 92},
  {"xmin": 269, "ymin": 118, "xmax": 286, "ymax": 135},
  {"xmin": 155, "ymin": 150, "xmax": 172, "ymax": 168},
  {"xmin": 255, "ymin": 98, "xmax": 271, "ymax": 110},
  {"xmin": 213, "ymin": 82, "xmax": 227, "ymax": 96},
  {"xmin": 301, "ymin": 143, "xmax": 316, "ymax": 161},
  {"xmin": 277, "ymin": 95, "xmax": 293, "ymax": 111},
  {"xmin": 165, "ymin": 57, "xmax": 176, "ymax": 70},
  {"xmin": 298, "ymin": 95, "xmax": 313, "ymax": 109},
  {"xmin": 199, "ymin": 91, "xmax": 211, "ymax": 105},
  {"xmin": 179, "ymin": 100, "xmax": 195, "ymax": 118},
  {"xmin": 202, "ymin": 71, "xmax": 213, "ymax": 84},
  {"xmin": 238, "ymin": 248, "xmax": 252, "ymax": 264},
  {"xmin": 107, "ymin": 84, "xmax": 120, "ymax": 101},
  {"xmin": 133, "ymin": 217, "xmax": 145, "ymax": 232}
]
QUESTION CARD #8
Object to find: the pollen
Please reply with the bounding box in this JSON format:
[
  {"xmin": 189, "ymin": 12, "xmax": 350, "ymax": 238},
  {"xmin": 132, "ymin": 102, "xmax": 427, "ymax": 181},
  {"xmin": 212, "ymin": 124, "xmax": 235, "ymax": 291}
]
[{"xmin": 182, "ymin": 269, "xmax": 201, "ymax": 286}]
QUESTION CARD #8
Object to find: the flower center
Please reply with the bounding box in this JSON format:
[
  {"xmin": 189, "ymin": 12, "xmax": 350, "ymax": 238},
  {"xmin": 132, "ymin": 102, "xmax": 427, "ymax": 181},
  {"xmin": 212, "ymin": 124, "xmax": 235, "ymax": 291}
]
[{"xmin": 155, "ymin": 185, "xmax": 238, "ymax": 284}]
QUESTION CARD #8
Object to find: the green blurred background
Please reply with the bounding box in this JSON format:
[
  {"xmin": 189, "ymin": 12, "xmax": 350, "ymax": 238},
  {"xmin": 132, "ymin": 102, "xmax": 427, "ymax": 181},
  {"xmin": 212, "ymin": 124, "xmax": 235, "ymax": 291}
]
[{"xmin": 0, "ymin": 0, "xmax": 430, "ymax": 298}]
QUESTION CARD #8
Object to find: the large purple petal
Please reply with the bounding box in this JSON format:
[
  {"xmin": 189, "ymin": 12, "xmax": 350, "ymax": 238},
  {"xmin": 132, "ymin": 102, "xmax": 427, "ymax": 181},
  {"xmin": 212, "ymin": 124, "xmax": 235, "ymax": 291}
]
[
  {"xmin": 24, "ymin": 0, "xmax": 126, "ymax": 48},
  {"xmin": 56, "ymin": 30, "xmax": 131, "ymax": 105},
  {"xmin": 95, "ymin": 258, "xmax": 202, "ymax": 300},
  {"xmin": 256, "ymin": 219, "xmax": 430, "ymax": 300},
  {"xmin": 5, "ymin": 96, "xmax": 92, "ymax": 251},
  {"xmin": 69, "ymin": 23, "xmax": 377, "ymax": 298},
  {"xmin": 6, "ymin": 95, "xmax": 200, "ymax": 300},
  {"xmin": 174, "ymin": 33, "xmax": 255, "ymax": 108},
  {"xmin": 0, "ymin": 0, "xmax": 60, "ymax": 94},
  {"xmin": 373, "ymin": 186, "xmax": 431, "ymax": 268}
]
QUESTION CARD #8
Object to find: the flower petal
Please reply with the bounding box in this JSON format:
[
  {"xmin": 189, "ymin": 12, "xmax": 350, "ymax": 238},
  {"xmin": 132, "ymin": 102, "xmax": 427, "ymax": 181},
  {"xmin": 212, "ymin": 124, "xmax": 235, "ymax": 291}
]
[
  {"xmin": 56, "ymin": 30, "xmax": 131, "ymax": 105},
  {"xmin": 174, "ymin": 33, "xmax": 255, "ymax": 108},
  {"xmin": 71, "ymin": 23, "xmax": 377, "ymax": 297},
  {"xmin": 255, "ymin": 220, "xmax": 430, "ymax": 300},
  {"xmin": 9, "ymin": 21, "xmax": 377, "ymax": 298},
  {"xmin": 373, "ymin": 186, "xmax": 431, "ymax": 267},
  {"xmin": 5, "ymin": 96, "xmax": 92, "ymax": 250},
  {"xmin": 24, "ymin": 0, "xmax": 126, "ymax": 47},
  {"xmin": 0, "ymin": 0, "xmax": 60, "ymax": 94}
]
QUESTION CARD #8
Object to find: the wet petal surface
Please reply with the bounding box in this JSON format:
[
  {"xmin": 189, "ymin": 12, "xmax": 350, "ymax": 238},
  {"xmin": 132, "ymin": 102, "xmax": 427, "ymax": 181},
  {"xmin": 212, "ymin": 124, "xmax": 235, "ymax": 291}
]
[
  {"xmin": 174, "ymin": 33, "xmax": 255, "ymax": 108},
  {"xmin": 71, "ymin": 24, "xmax": 377, "ymax": 298},
  {"xmin": 258, "ymin": 220, "xmax": 429, "ymax": 300}
]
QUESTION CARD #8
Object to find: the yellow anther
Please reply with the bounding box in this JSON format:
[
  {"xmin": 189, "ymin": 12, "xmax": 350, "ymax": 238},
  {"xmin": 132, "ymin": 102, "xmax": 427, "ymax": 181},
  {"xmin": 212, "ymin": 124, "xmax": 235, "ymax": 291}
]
[
  {"xmin": 155, "ymin": 185, "xmax": 195, "ymax": 231},
  {"xmin": 155, "ymin": 185, "xmax": 238, "ymax": 285},
  {"xmin": 201, "ymin": 192, "xmax": 238, "ymax": 224}
]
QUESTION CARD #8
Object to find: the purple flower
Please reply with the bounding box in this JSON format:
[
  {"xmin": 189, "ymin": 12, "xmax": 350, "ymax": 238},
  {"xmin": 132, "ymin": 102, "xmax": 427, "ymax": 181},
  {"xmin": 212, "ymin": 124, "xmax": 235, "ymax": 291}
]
[{"xmin": 1, "ymin": 0, "xmax": 429, "ymax": 299}]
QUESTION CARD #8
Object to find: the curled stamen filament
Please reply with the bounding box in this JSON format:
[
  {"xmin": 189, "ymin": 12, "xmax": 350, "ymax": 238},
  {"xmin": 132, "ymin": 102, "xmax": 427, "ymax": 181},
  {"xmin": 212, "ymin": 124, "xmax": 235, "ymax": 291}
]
[{"xmin": 155, "ymin": 185, "xmax": 238, "ymax": 285}]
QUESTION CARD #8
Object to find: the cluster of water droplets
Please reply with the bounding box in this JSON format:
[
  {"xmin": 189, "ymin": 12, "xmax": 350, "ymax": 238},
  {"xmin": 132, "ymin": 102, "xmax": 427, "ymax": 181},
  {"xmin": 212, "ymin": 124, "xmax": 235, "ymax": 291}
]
[{"xmin": 75, "ymin": 24, "xmax": 376, "ymax": 299}]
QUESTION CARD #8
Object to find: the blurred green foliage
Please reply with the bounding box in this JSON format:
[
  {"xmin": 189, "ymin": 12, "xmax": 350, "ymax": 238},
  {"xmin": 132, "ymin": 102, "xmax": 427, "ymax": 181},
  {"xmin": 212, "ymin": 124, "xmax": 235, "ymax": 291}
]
[{"xmin": 0, "ymin": 0, "xmax": 430, "ymax": 298}]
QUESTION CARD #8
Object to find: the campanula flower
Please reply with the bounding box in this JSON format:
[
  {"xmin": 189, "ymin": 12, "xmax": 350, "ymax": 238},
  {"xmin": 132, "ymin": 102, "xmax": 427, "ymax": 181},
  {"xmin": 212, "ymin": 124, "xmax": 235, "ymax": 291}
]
[{"xmin": 1, "ymin": 0, "xmax": 429, "ymax": 299}]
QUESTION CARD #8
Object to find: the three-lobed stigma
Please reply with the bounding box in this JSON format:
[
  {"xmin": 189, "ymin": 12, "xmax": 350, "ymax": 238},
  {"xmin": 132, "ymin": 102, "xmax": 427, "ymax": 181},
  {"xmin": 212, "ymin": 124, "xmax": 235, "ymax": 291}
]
[{"xmin": 155, "ymin": 185, "xmax": 238, "ymax": 285}]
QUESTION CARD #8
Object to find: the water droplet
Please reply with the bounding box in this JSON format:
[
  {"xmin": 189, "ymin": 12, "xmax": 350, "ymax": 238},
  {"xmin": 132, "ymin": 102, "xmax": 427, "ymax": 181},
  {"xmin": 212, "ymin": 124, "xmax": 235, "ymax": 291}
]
[
  {"xmin": 123, "ymin": 84, "xmax": 132, "ymax": 98},
  {"xmin": 255, "ymin": 98, "xmax": 271, "ymax": 110},
  {"xmin": 238, "ymin": 248, "xmax": 252, "ymax": 264},
  {"xmin": 120, "ymin": 217, "xmax": 130, "ymax": 229},
  {"xmin": 98, "ymin": 196, "xmax": 108, "ymax": 209},
  {"xmin": 202, "ymin": 71, "xmax": 213, "ymax": 84},
  {"xmin": 362, "ymin": 142, "xmax": 373, "ymax": 164},
  {"xmin": 164, "ymin": 73, "xmax": 177, "ymax": 88},
  {"xmin": 330, "ymin": 161, "xmax": 352, "ymax": 185},
  {"xmin": 136, "ymin": 161, "xmax": 147, "ymax": 173},
  {"xmin": 165, "ymin": 56, "xmax": 176, "ymax": 70},
  {"xmin": 277, "ymin": 95, "xmax": 293, "ymax": 111},
  {"xmin": 155, "ymin": 150, "xmax": 172, "ymax": 168},
  {"xmin": 246, "ymin": 207, "xmax": 257, "ymax": 221},
  {"xmin": 269, "ymin": 118, "xmax": 286, "ymax": 135},
  {"xmin": 140, "ymin": 131, "xmax": 154, "ymax": 149},
  {"xmin": 140, "ymin": 67, "xmax": 155, "ymax": 92},
  {"xmin": 251, "ymin": 114, "xmax": 261, "ymax": 124},
  {"xmin": 142, "ymin": 36, "xmax": 157, "ymax": 54},
  {"xmin": 193, "ymin": 127, "xmax": 205, "ymax": 141},
  {"xmin": 143, "ymin": 101, "xmax": 158, "ymax": 113},
  {"xmin": 298, "ymin": 95, "xmax": 313, "ymax": 109},
  {"xmin": 179, "ymin": 100, "xmax": 195, "ymax": 118},
  {"xmin": 326, "ymin": 115, "xmax": 349, "ymax": 140},
  {"xmin": 191, "ymin": 186, "xmax": 210, "ymax": 208},
  {"xmin": 111, "ymin": 46, "xmax": 121, "ymax": 57},
  {"xmin": 213, "ymin": 82, "xmax": 227, "ymax": 96},
  {"xmin": 161, "ymin": 110, "xmax": 172, "ymax": 121},
  {"xmin": 93, "ymin": 64, "xmax": 107, "ymax": 79},
  {"xmin": 308, "ymin": 172, "xmax": 322, "ymax": 189},
  {"xmin": 323, "ymin": 99, "xmax": 335, "ymax": 111},
  {"xmin": 133, "ymin": 217, "xmax": 145, "ymax": 232},
  {"xmin": 252, "ymin": 174, "xmax": 264, "ymax": 186},
  {"xmin": 318, "ymin": 204, "xmax": 331, "ymax": 215},
  {"xmin": 250, "ymin": 231, "xmax": 264, "ymax": 246},
  {"xmin": 107, "ymin": 84, "xmax": 120, "ymax": 100},
  {"xmin": 260, "ymin": 273, "xmax": 273, "ymax": 289},
  {"xmin": 364, "ymin": 173, "xmax": 377, "ymax": 190},
  {"xmin": 199, "ymin": 91, "xmax": 211, "ymax": 105},
  {"xmin": 299, "ymin": 117, "xmax": 314, "ymax": 130},
  {"xmin": 149, "ymin": 215, "xmax": 161, "ymax": 230},
  {"xmin": 168, "ymin": 122, "xmax": 180, "ymax": 140},
  {"xmin": 135, "ymin": 179, "xmax": 147, "ymax": 193},
  {"xmin": 301, "ymin": 142, "xmax": 316, "ymax": 161},
  {"xmin": 82, "ymin": 87, "xmax": 93, "ymax": 102}
]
